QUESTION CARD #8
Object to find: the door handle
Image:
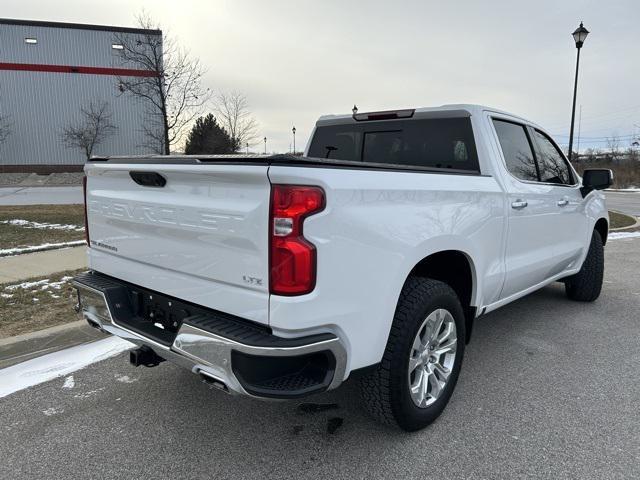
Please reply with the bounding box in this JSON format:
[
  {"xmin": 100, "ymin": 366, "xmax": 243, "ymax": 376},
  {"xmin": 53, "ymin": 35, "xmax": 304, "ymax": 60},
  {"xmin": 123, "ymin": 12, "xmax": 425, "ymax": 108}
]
[
  {"xmin": 557, "ymin": 198, "xmax": 569, "ymax": 207},
  {"xmin": 511, "ymin": 200, "xmax": 528, "ymax": 210}
]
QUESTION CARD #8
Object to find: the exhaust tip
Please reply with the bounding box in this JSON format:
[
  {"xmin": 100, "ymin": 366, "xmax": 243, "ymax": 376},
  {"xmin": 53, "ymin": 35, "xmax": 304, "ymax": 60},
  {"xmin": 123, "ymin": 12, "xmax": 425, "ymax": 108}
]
[{"xmin": 199, "ymin": 371, "xmax": 229, "ymax": 392}]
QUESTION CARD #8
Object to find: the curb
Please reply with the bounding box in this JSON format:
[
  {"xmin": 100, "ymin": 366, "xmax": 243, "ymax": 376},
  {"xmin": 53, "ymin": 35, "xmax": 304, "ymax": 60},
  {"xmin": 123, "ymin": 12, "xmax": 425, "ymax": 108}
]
[
  {"xmin": 0, "ymin": 320, "xmax": 87, "ymax": 347},
  {"xmin": 0, "ymin": 241, "xmax": 85, "ymax": 258},
  {"xmin": 0, "ymin": 320, "xmax": 105, "ymax": 370}
]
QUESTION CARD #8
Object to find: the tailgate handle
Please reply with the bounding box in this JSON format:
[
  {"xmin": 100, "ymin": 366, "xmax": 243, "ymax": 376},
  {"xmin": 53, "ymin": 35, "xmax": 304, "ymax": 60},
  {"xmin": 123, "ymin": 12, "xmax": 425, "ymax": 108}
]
[{"xmin": 129, "ymin": 171, "xmax": 167, "ymax": 188}]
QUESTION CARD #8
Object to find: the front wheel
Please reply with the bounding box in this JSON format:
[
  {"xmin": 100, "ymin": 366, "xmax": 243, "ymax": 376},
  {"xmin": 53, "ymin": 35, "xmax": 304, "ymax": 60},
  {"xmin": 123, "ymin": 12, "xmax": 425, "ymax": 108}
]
[
  {"xmin": 565, "ymin": 230, "xmax": 604, "ymax": 302},
  {"xmin": 359, "ymin": 277, "xmax": 465, "ymax": 431}
]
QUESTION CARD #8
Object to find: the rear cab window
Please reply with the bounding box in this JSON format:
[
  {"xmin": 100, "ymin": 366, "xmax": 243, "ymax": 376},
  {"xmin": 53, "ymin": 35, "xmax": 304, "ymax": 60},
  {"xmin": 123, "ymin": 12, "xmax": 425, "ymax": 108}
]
[
  {"xmin": 492, "ymin": 119, "xmax": 538, "ymax": 182},
  {"xmin": 308, "ymin": 117, "xmax": 480, "ymax": 172}
]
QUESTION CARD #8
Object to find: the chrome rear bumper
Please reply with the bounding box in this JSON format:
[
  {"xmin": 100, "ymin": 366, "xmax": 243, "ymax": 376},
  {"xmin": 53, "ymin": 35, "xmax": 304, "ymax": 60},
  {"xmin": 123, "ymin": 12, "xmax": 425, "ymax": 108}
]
[{"xmin": 73, "ymin": 272, "xmax": 347, "ymax": 399}]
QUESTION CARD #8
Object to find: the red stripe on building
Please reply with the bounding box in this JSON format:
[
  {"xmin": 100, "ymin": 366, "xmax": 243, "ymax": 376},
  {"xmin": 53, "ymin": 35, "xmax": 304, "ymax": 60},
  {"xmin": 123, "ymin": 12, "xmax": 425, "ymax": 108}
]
[{"xmin": 0, "ymin": 62, "xmax": 158, "ymax": 77}]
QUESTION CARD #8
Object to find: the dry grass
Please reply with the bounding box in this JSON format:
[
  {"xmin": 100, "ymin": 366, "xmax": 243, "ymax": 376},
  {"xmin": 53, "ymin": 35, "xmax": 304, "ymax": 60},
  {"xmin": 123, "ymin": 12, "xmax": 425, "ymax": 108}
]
[
  {"xmin": 0, "ymin": 204, "xmax": 85, "ymax": 250},
  {"xmin": 0, "ymin": 269, "xmax": 85, "ymax": 338},
  {"xmin": 609, "ymin": 211, "xmax": 636, "ymax": 229}
]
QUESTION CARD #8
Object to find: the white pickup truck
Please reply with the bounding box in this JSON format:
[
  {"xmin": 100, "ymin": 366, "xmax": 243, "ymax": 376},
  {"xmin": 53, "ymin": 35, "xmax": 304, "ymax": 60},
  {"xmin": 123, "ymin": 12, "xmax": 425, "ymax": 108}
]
[{"xmin": 74, "ymin": 104, "xmax": 612, "ymax": 431}]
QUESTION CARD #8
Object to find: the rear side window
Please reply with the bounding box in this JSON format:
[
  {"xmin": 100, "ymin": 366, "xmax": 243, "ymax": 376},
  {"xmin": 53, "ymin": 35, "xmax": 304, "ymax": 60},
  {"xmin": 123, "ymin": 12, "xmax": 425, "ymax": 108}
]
[
  {"xmin": 492, "ymin": 119, "xmax": 538, "ymax": 182},
  {"xmin": 307, "ymin": 118, "xmax": 480, "ymax": 172},
  {"xmin": 532, "ymin": 130, "xmax": 574, "ymax": 185}
]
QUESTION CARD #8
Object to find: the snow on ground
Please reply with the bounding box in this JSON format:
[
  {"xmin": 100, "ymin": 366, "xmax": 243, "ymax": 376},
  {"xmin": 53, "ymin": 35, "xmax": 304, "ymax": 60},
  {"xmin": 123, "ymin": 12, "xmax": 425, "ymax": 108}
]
[
  {"xmin": 62, "ymin": 375, "xmax": 75, "ymax": 389},
  {"xmin": 0, "ymin": 219, "xmax": 84, "ymax": 231},
  {"xmin": 0, "ymin": 240, "xmax": 85, "ymax": 257},
  {"xmin": 2, "ymin": 276, "xmax": 75, "ymax": 302},
  {"xmin": 0, "ymin": 337, "xmax": 133, "ymax": 398},
  {"xmin": 608, "ymin": 231, "xmax": 640, "ymax": 240}
]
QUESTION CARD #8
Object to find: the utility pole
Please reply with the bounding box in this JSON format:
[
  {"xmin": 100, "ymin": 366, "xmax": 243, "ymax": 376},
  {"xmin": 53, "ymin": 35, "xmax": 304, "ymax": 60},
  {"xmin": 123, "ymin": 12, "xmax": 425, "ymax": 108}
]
[{"xmin": 576, "ymin": 104, "xmax": 582, "ymax": 158}]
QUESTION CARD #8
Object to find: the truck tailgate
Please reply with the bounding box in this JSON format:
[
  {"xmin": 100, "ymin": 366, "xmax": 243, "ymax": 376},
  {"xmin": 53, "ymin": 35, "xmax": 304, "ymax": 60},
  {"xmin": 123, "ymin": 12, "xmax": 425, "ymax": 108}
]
[{"xmin": 85, "ymin": 162, "xmax": 271, "ymax": 325}]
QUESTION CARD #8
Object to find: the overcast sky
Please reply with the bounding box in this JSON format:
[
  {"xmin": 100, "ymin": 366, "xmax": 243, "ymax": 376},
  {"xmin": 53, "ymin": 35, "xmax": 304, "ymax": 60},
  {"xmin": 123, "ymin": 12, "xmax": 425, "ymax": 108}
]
[{"xmin": 4, "ymin": 0, "xmax": 639, "ymax": 153}]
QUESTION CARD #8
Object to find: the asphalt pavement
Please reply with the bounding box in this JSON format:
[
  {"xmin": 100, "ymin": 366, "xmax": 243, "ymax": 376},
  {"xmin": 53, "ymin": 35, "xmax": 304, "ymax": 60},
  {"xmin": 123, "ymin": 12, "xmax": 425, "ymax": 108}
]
[
  {"xmin": 1, "ymin": 236, "xmax": 639, "ymax": 479},
  {"xmin": 606, "ymin": 191, "xmax": 640, "ymax": 217},
  {"xmin": 0, "ymin": 186, "xmax": 82, "ymax": 205}
]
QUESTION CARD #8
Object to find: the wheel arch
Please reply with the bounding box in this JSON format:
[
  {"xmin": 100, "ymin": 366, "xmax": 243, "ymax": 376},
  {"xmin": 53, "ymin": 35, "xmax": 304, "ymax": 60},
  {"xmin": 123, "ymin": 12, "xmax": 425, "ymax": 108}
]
[{"xmin": 405, "ymin": 249, "xmax": 478, "ymax": 343}]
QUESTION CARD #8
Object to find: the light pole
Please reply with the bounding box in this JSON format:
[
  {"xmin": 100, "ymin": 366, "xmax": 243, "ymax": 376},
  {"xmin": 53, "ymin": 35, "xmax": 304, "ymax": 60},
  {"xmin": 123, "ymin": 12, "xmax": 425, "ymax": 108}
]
[
  {"xmin": 246, "ymin": 142, "xmax": 249, "ymax": 155},
  {"xmin": 264, "ymin": 136, "xmax": 267, "ymax": 154},
  {"xmin": 292, "ymin": 126, "xmax": 296, "ymax": 153},
  {"xmin": 567, "ymin": 22, "xmax": 589, "ymax": 162}
]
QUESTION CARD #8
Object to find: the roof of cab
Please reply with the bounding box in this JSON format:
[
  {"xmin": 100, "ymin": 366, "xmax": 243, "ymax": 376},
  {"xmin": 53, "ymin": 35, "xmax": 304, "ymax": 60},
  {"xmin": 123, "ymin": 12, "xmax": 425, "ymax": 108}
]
[{"xmin": 316, "ymin": 104, "xmax": 541, "ymax": 129}]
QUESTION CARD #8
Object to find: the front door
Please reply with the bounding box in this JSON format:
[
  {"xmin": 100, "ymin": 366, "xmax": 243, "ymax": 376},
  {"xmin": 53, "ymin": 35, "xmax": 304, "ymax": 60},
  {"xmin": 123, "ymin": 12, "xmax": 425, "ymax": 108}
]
[{"xmin": 529, "ymin": 128, "xmax": 588, "ymax": 274}]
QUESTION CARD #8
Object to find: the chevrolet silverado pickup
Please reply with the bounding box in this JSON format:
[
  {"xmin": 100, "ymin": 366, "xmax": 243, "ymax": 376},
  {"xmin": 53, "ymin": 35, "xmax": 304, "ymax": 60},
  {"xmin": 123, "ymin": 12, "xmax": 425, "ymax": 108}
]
[{"xmin": 73, "ymin": 104, "xmax": 612, "ymax": 431}]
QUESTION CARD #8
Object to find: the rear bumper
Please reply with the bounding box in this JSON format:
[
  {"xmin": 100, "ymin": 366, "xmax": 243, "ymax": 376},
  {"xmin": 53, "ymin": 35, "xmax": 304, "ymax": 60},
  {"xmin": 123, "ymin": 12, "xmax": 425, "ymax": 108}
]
[{"xmin": 72, "ymin": 271, "xmax": 347, "ymax": 399}]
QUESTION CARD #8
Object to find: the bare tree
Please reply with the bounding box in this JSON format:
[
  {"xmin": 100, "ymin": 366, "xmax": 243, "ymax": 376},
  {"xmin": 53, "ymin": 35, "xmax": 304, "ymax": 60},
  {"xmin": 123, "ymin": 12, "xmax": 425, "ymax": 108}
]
[
  {"xmin": 0, "ymin": 114, "xmax": 11, "ymax": 145},
  {"xmin": 213, "ymin": 91, "xmax": 259, "ymax": 151},
  {"xmin": 113, "ymin": 13, "xmax": 210, "ymax": 154},
  {"xmin": 606, "ymin": 135, "xmax": 621, "ymax": 161},
  {"xmin": 62, "ymin": 102, "xmax": 117, "ymax": 160}
]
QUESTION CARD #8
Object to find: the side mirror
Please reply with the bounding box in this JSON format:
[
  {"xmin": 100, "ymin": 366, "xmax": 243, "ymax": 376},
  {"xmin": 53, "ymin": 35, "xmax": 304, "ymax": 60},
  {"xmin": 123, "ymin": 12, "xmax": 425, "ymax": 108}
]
[{"xmin": 581, "ymin": 169, "xmax": 613, "ymax": 197}]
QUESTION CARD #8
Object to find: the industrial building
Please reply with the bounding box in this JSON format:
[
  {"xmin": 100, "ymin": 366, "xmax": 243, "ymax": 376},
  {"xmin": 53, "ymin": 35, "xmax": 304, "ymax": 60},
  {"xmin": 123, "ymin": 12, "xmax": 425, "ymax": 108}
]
[{"xmin": 0, "ymin": 18, "xmax": 162, "ymax": 172}]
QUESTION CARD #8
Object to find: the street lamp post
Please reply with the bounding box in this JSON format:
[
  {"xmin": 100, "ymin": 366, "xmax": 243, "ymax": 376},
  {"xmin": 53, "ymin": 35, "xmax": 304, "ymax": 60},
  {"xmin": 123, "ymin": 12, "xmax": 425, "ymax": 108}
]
[
  {"xmin": 292, "ymin": 126, "xmax": 296, "ymax": 154},
  {"xmin": 264, "ymin": 136, "xmax": 267, "ymax": 154},
  {"xmin": 246, "ymin": 142, "xmax": 249, "ymax": 155},
  {"xmin": 567, "ymin": 22, "xmax": 589, "ymax": 162}
]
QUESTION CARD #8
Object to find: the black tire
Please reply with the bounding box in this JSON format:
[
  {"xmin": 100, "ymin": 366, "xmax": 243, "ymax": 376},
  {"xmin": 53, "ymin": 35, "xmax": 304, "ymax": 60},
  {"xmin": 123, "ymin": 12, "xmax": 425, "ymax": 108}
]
[
  {"xmin": 565, "ymin": 230, "xmax": 604, "ymax": 302},
  {"xmin": 359, "ymin": 277, "xmax": 465, "ymax": 431}
]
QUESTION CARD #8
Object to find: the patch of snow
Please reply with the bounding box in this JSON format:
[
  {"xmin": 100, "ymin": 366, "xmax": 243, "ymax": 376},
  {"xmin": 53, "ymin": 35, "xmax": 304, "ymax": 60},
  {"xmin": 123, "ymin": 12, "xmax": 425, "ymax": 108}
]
[
  {"xmin": 1, "ymin": 219, "xmax": 84, "ymax": 231},
  {"xmin": 32, "ymin": 298, "xmax": 39, "ymax": 302},
  {"xmin": 0, "ymin": 337, "xmax": 133, "ymax": 399},
  {"xmin": 62, "ymin": 375, "xmax": 75, "ymax": 389},
  {"xmin": 4, "ymin": 279, "xmax": 49, "ymax": 291},
  {"xmin": 49, "ymin": 293, "xmax": 60, "ymax": 299},
  {"xmin": 4, "ymin": 276, "xmax": 73, "ymax": 293},
  {"xmin": 115, "ymin": 374, "xmax": 138, "ymax": 384},
  {"xmin": 0, "ymin": 240, "xmax": 85, "ymax": 257},
  {"xmin": 0, "ymin": 293, "xmax": 13, "ymax": 299},
  {"xmin": 43, "ymin": 407, "xmax": 64, "ymax": 416},
  {"xmin": 73, "ymin": 387, "xmax": 105, "ymax": 399},
  {"xmin": 608, "ymin": 231, "xmax": 640, "ymax": 240}
]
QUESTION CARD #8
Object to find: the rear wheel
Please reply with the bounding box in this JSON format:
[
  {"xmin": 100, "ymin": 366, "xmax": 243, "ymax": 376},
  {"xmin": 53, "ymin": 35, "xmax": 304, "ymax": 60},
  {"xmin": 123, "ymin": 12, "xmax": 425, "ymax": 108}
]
[
  {"xmin": 359, "ymin": 277, "xmax": 465, "ymax": 431},
  {"xmin": 565, "ymin": 230, "xmax": 604, "ymax": 302}
]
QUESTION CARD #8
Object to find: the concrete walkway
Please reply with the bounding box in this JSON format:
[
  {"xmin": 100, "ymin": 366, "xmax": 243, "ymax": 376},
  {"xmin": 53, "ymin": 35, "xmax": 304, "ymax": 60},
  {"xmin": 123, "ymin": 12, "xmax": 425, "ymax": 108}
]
[{"xmin": 0, "ymin": 246, "xmax": 87, "ymax": 283}]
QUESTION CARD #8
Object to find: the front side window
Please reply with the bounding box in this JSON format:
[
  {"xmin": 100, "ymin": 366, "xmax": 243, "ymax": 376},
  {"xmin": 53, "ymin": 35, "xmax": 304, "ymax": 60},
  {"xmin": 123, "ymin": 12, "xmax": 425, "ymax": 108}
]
[
  {"xmin": 533, "ymin": 130, "xmax": 574, "ymax": 185},
  {"xmin": 492, "ymin": 119, "xmax": 538, "ymax": 182},
  {"xmin": 307, "ymin": 117, "xmax": 480, "ymax": 172}
]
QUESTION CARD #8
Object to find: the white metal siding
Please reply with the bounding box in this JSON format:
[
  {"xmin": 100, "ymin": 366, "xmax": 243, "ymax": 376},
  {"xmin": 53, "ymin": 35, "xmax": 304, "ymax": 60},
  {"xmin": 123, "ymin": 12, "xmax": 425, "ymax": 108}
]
[{"xmin": 0, "ymin": 22, "xmax": 160, "ymax": 166}]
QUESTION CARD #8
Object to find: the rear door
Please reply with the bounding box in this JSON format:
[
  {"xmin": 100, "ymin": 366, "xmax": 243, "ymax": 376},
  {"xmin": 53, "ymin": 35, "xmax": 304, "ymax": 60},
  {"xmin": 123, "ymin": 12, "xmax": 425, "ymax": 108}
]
[
  {"xmin": 491, "ymin": 118, "xmax": 559, "ymax": 299},
  {"xmin": 85, "ymin": 161, "xmax": 271, "ymax": 325}
]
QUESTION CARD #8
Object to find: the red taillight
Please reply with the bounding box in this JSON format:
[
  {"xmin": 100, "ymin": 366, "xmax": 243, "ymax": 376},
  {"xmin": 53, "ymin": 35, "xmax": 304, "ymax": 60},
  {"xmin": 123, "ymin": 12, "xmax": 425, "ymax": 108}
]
[
  {"xmin": 82, "ymin": 175, "xmax": 90, "ymax": 246},
  {"xmin": 269, "ymin": 185, "xmax": 325, "ymax": 296}
]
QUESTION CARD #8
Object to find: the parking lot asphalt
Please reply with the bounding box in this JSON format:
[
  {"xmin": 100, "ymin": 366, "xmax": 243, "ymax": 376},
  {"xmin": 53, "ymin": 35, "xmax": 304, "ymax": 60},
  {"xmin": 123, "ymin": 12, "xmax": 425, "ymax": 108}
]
[
  {"xmin": 1, "ymin": 236, "xmax": 639, "ymax": 480},
  {"xmin": 606, "ymin": 191, "xmax": 640, "ymax": 217}
]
